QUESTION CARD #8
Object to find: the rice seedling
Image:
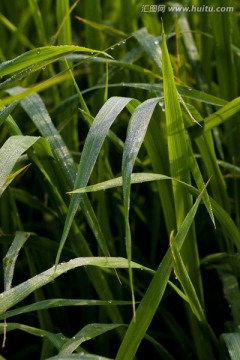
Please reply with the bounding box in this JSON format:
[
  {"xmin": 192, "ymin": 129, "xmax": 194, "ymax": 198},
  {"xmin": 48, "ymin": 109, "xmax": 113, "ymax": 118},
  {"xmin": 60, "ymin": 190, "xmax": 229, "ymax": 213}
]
[{"xmin": 0, "ymin": 0, "xmax": 240, "ymax": 359}]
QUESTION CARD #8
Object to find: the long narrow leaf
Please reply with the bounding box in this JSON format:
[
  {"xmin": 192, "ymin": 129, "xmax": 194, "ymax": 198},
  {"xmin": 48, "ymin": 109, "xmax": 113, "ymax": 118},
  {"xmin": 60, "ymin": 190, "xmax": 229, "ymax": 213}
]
[
  {"xmin": 55, "ymin": 96, "xmax": 132, "ymax": 265},
  {"xmin": 115, "ymin": 182, "xmax": 209, "ymax": 360},
  {"xmin": 0, "ymin": 45, "xmax": 111, "ymax": 77},
  {"xmin": 0, "ymin": 299, "xmax": 133, "ymax": 321},
  {"xmin": 3, "ymin": 232, "xmax": 31, "ymax": 291},
  {"xmin": 0, "ymin": 257, "xmax": 152, "ymax": 315},
  {"xmin": 0, "ymin": 135, "xmax": 39, "ymax": 196},
  {"xmin": 59, "ymin": 323, "xmax": 122, "ymax": 355},
  {"xmin": 122, "ymin": 97, "xmax": 160, "ymax": 315}
]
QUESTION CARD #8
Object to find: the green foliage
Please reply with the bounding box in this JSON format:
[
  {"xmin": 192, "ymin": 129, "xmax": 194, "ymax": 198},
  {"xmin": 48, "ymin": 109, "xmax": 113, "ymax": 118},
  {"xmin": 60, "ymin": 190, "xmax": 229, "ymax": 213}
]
[{"xmin": 0, "ymin": 0, "xmax": 240, "ymax": 359}]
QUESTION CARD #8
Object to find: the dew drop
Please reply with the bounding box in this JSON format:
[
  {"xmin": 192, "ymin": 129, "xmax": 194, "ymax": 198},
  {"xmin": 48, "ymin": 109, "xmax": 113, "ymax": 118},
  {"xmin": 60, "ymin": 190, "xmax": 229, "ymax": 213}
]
[
  {"xmin": 122, "ymin": 40, "xmax": 126, "ymax": 44},
  {"xmin": 188, "ymin": 87, "xmax": 192, "ymax": 91},
  {"xmin": 110, "ymin": 47, "xmax": 114, "ymax": 50},
  {"xmin": 159, "ymin": 101, "xmax": 164, "ymax": 107},
  {"xmin": 108, "ymin": 300, "xmax": 113, "ymax": 304},
  {"xmin": 162, "ymin": 108, "xmax": 166, "ymax": 112},
  {"xmin": 154, "ymin": 40, "xmax": 159, "ymax": 45}
]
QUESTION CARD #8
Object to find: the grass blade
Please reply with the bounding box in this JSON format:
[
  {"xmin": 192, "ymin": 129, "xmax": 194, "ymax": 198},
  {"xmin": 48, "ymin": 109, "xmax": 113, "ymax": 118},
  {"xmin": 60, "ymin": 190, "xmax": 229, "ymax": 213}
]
[
  {"xmin": 59, "ymin": 323, "xmax": 122, "ymax": 355},
  {"xmin": 8, "ymin": 87, "xmax": 76, "ymax": 186},
  {"xmin": 0, "ymin": 45, "xmax": 111, "ymax": 77},
  {"xmin": 55, "ymin": 96, "xmax": 132, "ymax": 265},
  {"xmin": 221, "ymin": 333, "xmax": 240, "ymax": 360},
  {"xmin": 161, "ymin": 24, "xmax": 202, "ymax": 301},
  {"xmin": 3, "ymin": 232, "xmax": 31, "ymax": 291},
  {"xmin": 1, "ymin": 299, "xmax": 133, "ymax": 321},
  {"xmin": 0, "ymin": 135, "xmax": 39, "ymax": 196},
  {"xmin": 122, "ymin": 97, "xmax": 159, "ymax": 315},
  {"xmin": 134, "ymin": 28, "xmax": 162, "ymax": 72},
  {"xmin": 0, "ymin": 257, "xmax": 152, "ymax": 315},
  {"xmin": 115, "ymin": 182, "xmax": 209, "ymax": 360}
]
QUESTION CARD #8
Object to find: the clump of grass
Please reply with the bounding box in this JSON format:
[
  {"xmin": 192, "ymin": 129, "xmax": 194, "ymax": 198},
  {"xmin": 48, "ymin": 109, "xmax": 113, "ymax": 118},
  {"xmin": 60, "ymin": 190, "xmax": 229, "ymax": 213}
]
[{"xmin": 0, "ymin": 1, "xmax": 240, "ymax": 359}]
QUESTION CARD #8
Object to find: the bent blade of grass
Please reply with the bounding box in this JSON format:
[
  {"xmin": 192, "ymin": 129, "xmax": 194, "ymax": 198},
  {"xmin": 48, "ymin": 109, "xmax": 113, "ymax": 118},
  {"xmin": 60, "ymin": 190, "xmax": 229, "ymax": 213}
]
[
  {"xmin": 68, "ymin": 173, "xmax": 172, "ymax": 194},
  {"xmin": 3, "ymin": 232, "xmax": 31, "ymax": 291},
  {"xmin": 68, "ymin": 172, "xmax": 240, "ymax": 250},
  {"xmin": 204, "ymin": 97, "xmax": 240, "ymax": 133},
  {"xmin": 55, "ymin": 96, "xmax": 132, "ymax": 265},
  {"xmin": 0, "ymin": 257, "xmax": 152, "ymax": 315},
  {"xmin": 59, "ymin": 323, "xmax": 122, "ymax": 355},
  {"xmin": 1, "ymin": 299, "xmax": 134, "ymax": 321},
  {"xmin": 122, "ymin": 97, "xmax": 160, "ymax": 316},
  {"xmin": 0, "ymin": 45, "xmax": 111, "ymax": 77},
  {"xmin": 115, "ymin": 182, "xmax": 209, "ymax": 360},
  {"xmin": 80, "ymin": 82, "xmax": 226, "ymax": 107},
  {"xmin": 134, "ymin": 28, "xmax": 162, "ymax": 72},
  {"xmin": 0, "ymin": 135, "xmax": 39, "ymax": 196}
]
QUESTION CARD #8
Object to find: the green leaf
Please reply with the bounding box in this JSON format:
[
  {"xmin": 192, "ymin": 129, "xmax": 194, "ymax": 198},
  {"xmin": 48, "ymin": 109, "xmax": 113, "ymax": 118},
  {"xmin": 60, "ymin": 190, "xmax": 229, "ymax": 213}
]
[
  {"xmin": 3, "ymin": 232, "xmax": 31, "ymax": 291},
  {"xmin": 0, "ymin": 45, "xmax": 111, "ymax": 77},
  {"xmin": 1, "ymin": 299, "xmax": 133, "ymax": 321},
  {"xmin": 161, "ymin": 24, "xmax": 203, "ymax": 304},
  {"xmin": 0, "ymin": 257, "xmax": 152, "ymax": 314},
  {"xmin": 134, "ymin": 28, "xmax": 162, "ymax": 72},
  {"xmin": 170, "ymin": 232, "xmax": 206, "ymax": 322},
  {"xmin": 59, "ymin": 323, "xmax": 122, "ymax": 355},
  {"xmin": 0, "ymin": 135, "xmax": 39, "ymax": 196},
  {"xmin": 68, "ymin": 173, "xmax": 171, "ymax": 194},
  {"xmin": 115, "ymin": 183, "xmax": 209, "ymax": 360},
  {"xmin": 204, "ymin": 97, "xmax": 240, "ymax": 133},
  {"xmin": 122, "ymin": 97, "xmax": 160, "ymax": 315},
  {"xmin": 221, "ymin": 333, "xmax": 240, "ymax": 360},
  {"xmin": 55, "ymin": 96, "xmax": 132, "ymax": 265}
]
